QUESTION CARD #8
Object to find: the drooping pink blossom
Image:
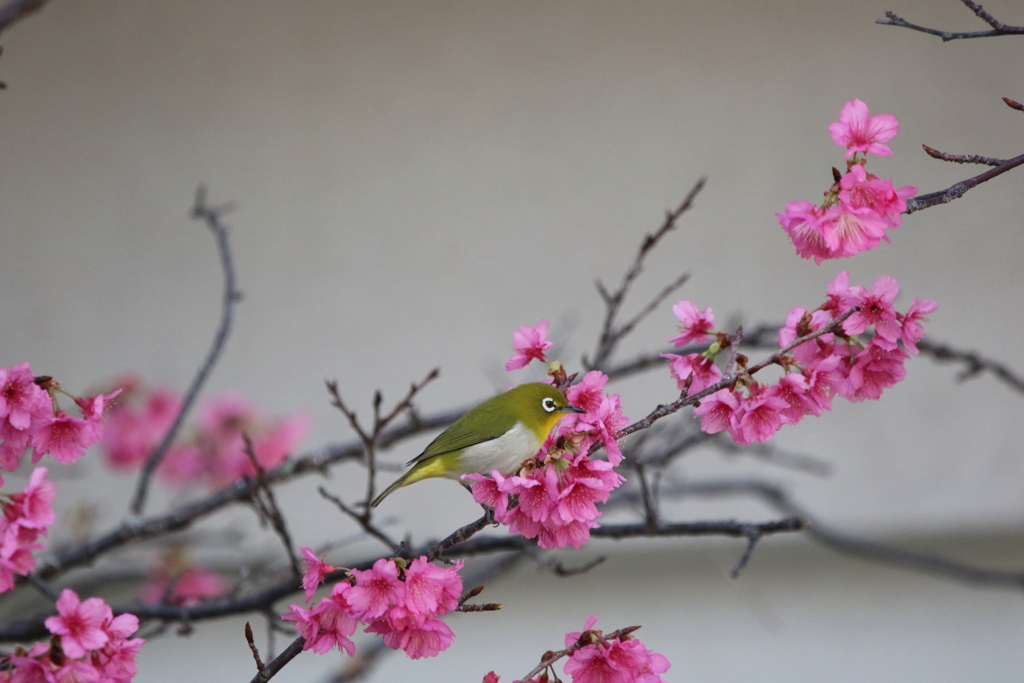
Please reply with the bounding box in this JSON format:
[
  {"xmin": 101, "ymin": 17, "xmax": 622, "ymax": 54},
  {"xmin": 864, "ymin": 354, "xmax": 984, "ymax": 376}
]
[
  {"xmin": 838, "ymin": 342, "xmax": 909, "ymax": 402},
  {"xmin": 6, "ymin": 467, "xmax": 56, "ymax": 531},
  {"xmin": 365, "ymin": 614, "xmax": 455, "ymax": 659},
  {"xmin": 819, "ymin": 202, "xmax": 889, "ymax": 257},
  {"xmin": 505, "ymin": 320, "xmax": 554, "ymax": 371},
  {"xmin": 44, "ymin": 589, "xmax": 112, "ymax": 659},
  {"xmin": 403, "ymin": 557, "xmax": 463, "ymax": 618},
  {"xmin": 300, "ymin": 547, "xmax": 338, "ymax": 602},
  {"xmin": 669, "ymin": 301, "xmax": 715, "ymax": 347},
  {"xmin": 898, "ymin": 297, "xmax": 939, "ymax": 354},
  {"xmin": 776, "ymin": 201, "xmax": 839, "ymax": 264},
  {"xmin": 829, "ymin": 99, "xmax": 899, "ymax": 157},
  {"xmin": 838, "ymin": 163, "xmax": 916, "ymax": 229},
  {"xmin": 662, "ymin": 353, "xmax": 722, "ymax": 395},
  {"xmin": 731, "ymin": 388, "xmax": 788, "ymax": 445}
]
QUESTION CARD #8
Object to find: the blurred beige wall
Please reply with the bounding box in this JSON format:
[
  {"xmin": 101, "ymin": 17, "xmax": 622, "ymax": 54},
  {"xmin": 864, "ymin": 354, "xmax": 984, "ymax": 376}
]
[{"xmin": 1, "ymin": 1, "xmax": 1023, "ymax": 681}]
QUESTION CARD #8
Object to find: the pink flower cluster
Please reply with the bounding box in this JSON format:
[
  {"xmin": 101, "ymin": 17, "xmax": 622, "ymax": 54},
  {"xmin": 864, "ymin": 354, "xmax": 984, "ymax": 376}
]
[
  {"xmin": 100, "ymin": 378, "xmax": 309, "ymax": 489},
  {"xmin": 485, "ymin": 616, "xmax": 670, "ymax": 683},
  {"xmin": 284, "ymin": 550, "xmax": 463, "ymax": 660},
  {"xmin": 468, "ymin": 371, "xmax": 628, "ymax": 550},
  {"xmin": 662, "ymin": 302, "xmax": 722, "ymax": 395},
  {"xmin": 777, "ymin": 99, "xmax": 916, "ymax": 263},
  {"xmin": 685, "ymin": 272, "xmax": 937, "ymax": 444},
  {"xmin": 0, "ymin": 589, "xmax": 145, "ymax": 682},
  {"xmin": 0, "ymin": 363, "xmax": 121, "ymax": 480},
  {"xmin": 561, "ymin": 616, "xmax": 670, "ymax": 683},
  {"xmin": 0, "ymin": 468, "xmax": 55, "ymax": 594}
]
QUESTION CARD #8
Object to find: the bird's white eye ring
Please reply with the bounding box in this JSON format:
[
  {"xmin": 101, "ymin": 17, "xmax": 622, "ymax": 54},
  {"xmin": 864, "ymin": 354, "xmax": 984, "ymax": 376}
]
[{"xmin": 541, "ymin": 397, "xmax": 557, "ymax": 413}]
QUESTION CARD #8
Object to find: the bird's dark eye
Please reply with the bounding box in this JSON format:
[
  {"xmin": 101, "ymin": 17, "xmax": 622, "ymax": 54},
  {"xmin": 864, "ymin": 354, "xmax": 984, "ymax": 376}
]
[{"xmin": 541, "ymin": 397, "xmax": 557, "ymax": 413}]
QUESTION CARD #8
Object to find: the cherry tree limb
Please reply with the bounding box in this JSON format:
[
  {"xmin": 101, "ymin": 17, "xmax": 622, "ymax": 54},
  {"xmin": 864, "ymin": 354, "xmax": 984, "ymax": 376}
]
[{"xmin": 878, "ymin": 1, "xmax": 1024, "ymax": 41}]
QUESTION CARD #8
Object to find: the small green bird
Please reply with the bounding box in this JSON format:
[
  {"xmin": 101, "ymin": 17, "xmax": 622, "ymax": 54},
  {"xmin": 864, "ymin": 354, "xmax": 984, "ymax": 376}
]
[{"xmin": 371, "ymin": 382, "xmax": 586, "ymax": 508}]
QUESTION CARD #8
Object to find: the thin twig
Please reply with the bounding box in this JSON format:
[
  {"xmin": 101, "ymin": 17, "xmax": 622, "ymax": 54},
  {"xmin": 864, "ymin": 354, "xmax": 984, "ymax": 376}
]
[
  {"xmin": 922, "ymin": 144, "xmax": 1005, "ymax": 167},
  {"xmin": 427, "ymin": 512, "xmax": 493, "ymax": 562},
  {"xmin": 588, "ymin": 178, "xmax": 705, "ymax": 370},
  {"xmin": 245, "ymin": 622, "xmax": 269, "ymax": 682},
  {"xmin": 877, "ymin": 1, "xmax": 1024, "ymax": 41},
  {"xmin": 242, "ymin": 435, "xmax": 301, "ymax": 578},
  {"xmin": 906, "ymin": 151, "xmax": 1024, "ymax": 213},
  {"xmin": 247, "ymin": 635, "xmax": 304, "ymax": 683},
  {"xmin": 129, "ymin": 186, "xmax": 242, "ymax": 516},
  {"xmin": 318, "ymin": 486, "xmax": 398, "ymax": 551}
]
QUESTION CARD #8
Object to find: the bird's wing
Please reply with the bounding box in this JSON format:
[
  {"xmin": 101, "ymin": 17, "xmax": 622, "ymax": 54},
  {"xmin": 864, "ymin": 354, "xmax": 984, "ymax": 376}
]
[{"xmin": 405, "ymin": 409, "xmax": 518, "ymax": 466}]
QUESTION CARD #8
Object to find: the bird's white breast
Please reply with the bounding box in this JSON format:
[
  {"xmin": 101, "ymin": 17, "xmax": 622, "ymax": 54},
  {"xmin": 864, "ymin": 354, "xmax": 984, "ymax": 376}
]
[{"xmin": 452, "ymin": 421, "xmax": 541, "ymax": 478}]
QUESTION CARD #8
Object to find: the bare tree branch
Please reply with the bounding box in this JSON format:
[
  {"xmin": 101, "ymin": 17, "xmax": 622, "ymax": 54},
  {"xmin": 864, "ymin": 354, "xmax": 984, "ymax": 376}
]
[
  {"xmin": 0, "ymin": 0, "xmax": 47, "ymax": 35},
  {"xmin": 129, "ymin": 187, "xmax": 243, "ymax": 516},
  {"xmin": 878, "ymin": 1, "xmax": 1024, "ymax": 41}
]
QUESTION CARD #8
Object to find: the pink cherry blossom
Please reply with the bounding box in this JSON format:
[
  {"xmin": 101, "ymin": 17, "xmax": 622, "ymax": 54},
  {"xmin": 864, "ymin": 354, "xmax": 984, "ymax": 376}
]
[
  {"xmin": 365, "ymin": 614, "xmax": 455, "ymax": 659},
  {"xmin": 776, "ymin": 201, "xmax": 838, "ymax": 264},
  {"xmin": 693, "ymin": 388, "xmax": 741, "ymax": 436},
  {"xmin": 661, "ymin": 353, "xmax": 722, "ymax": 395},
  {"xmin": 30, "ymin": 411, "xmax": 96, "ymax": 465},
  {"xmin": 300, "ymin": 547, "xmax": 338, "ymax": 602},
  {"xmin": 0, "ymin": 364, "xmax": 50, "ymax": 433},
  {"xmin": 505, "ymin": 320, "xmax": 554, "ymax": 371},
  {"xmin": 732, "ymin": 388, "xmax": 788, "ymax": 445},
  {"xmin": 842, "ymin": 275, "xmax": 901, "ymax": 347},
  {"xmin": 898, "ymin": 297, "xmax": 939, "ymax": 354},
  {"xmin": 73, "ymin": 389, "xmax": 122, "ymax": 444},
  {"xmin": 838, "ymin": 163, "xmax": 916, "ymax": 229},
  {"xmin": 838, "ymin": 342, "xmax": 909, "ymax": 402},
  {"xmin": 403, "ymin": 557, "xmax": 463, "ymax": 618},
  {"xmin": 819, "ymin": 202, "xmax": 888, "ymax": 257},
  {"xmin": 44, "ymin": 589, "xmax": 112, "ymax": 659},
  {"xmin": 829, "ymin": 99, "xmax": 899, "ymax": 157},
  {"xmin": 563, "ymin": 616, "xmax": 670, "ymax": 683},
  {"xmin": 140, "ymin": 565, "xmax": 227, "ymax": 607},
  {"xmin": 348, "ymin": 558, "xmax": 406, "ymax": 620},
  {"xmin": 669, "ymin": 301, "xmax": 715, "ymax": 346}
]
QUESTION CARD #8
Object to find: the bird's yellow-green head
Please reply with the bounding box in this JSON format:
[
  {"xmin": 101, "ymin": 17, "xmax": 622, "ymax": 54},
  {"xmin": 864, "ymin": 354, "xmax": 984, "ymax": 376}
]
[
  {"xmin": 370, "ymin": 382, "xmax": 586, "ymax": 508},
  {"xmin": 480, "ymin": 382, "xmax": 586, "ymax": 442}
]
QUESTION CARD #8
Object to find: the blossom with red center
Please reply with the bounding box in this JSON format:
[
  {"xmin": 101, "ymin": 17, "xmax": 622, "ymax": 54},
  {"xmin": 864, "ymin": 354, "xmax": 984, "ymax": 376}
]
[
  {"xmin": 661, "ymin": 352, "xmax": 722, "ymax": 395},
  {"xmin": 347, "ymin": 558, "xmax": 406, "ymax": 620},
  {"xmin": 842, "ymin": 275, "xmax": 901, "ymax": 347},
  {"xmin": 669, "ymin": 301, "xmax": 715, "ymax": 347},
  {"xmin": 838, "ymin": 342, "xmax": 909, "ymax": 402},
  {"xmin": 43, "ymin": 589, "xmax": 112, "ymax": 659},
  {"xmin": 30, "ymin": 411, "xmax": 96, "ymax": 465},
  {"xmin": 505, "ymin": 320, "xmax": 554, "ymax": 371},
  {"xmin": 403, "ymin": 557, "xmax": 463, "ymax": 619},
  {"xmin": 828, "ymin": 99, "xmax": 899, "ymax": 157},
  {"xmin": 732, "ymin": 388, "xmax": 788, "ymax": 445},
  {"xmin": 692, "ymin": 388, "xmax": 741, "ymax": 436}
]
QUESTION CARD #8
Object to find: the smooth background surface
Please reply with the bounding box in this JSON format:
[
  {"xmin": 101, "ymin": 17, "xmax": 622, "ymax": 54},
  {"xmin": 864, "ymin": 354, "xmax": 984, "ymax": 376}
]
[{"xmin": 1, "ymin": 1, "xmax": 1022, "ymax": 681}]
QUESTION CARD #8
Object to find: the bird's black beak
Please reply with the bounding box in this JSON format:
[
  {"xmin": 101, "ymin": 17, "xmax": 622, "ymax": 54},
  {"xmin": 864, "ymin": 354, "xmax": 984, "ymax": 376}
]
[{"xmin": 562, "ymin": 404, "xmax": 587, "ymax": 414}]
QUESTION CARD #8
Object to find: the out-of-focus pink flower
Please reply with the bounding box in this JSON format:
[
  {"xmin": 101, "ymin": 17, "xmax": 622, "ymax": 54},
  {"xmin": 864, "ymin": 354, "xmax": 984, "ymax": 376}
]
[
  {"xmin": 669, "ymin": 301, "xmax": 715, "ymax": 347},
  {"xmin": 73, "ymin": 389, "xmax": 122, "ymax": 444},
  {"xmin": 829, "ymin": 99, "xmax": 899, "ymax": 157},
  {"xmin": 140, "ymin": 565, "xmax": 227, "ymax": 607},
  {"xmin": 44, "ymin": 589, "xmax": 112, "ymax": 659},
  {"xmin": 101, "ymin": 387, "xmax": 180, "ymax": 470},
  {"xmin": 506, "ymin": 320, "xmax": 554, "ymax": 371},
  {"xmin": 6, "ymin": 467, "xmax": 55, "ymax": 531}
]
